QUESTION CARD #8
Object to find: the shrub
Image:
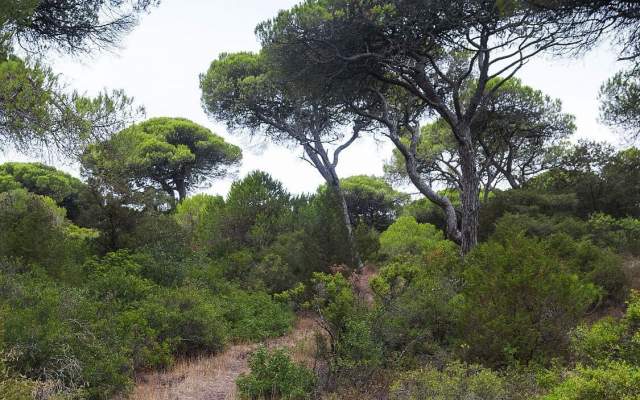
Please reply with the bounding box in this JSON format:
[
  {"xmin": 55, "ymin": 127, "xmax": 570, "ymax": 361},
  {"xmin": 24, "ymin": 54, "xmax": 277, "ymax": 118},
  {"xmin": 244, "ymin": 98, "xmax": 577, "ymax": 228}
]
[
  {"xmin": 222, "ymin": 289, "xmax": 294, "ymax": 342},
  {"xmin": 0, "ymin": 189, "xmax": 96, "ymax": 281},
  {"xmin": 141, "ymin": 286, "xmax": 228, "ymax": 356},
  {"xmin": 541, "ymin": 362, "xmax": 640, "ymax": 400},
  {"xmin": 370, "ymin": 254, "xmax": 460, "ymax": 362},
  {"xmin": 0, "ymin": 271, "xmax": 133, "ymax": 399},
  {"xmin": 379, "ymin": 216, "xmax": 454, "ymax": 261},
  {"xmin": 455, "ymin": 229, "xmax": 600, "ymax": 367},
  {"xmin": 307, "ymin": 273, "xmax": 382, "ymax": 382},
  {"xmin": 236, "ymin": 347, "xmax": 315, "ymax": 400},
  {"xmin": 389, "ymin": 361, "xmax": 507, "ymax": 400},
  {"xmin": 572, "ymin": 290, "xmax": 640, "ymax": 366}
]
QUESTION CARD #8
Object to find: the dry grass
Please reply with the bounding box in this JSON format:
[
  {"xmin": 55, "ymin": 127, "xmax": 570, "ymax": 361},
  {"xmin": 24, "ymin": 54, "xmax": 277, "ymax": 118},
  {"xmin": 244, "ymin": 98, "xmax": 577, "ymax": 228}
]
[{"xmin": 129, "ymin": 316, "xmax": 319, "ymax": 400}]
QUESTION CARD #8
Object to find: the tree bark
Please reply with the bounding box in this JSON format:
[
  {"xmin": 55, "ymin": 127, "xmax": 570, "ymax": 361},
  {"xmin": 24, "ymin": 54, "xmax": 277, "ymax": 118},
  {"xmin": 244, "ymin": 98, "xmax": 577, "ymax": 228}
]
[
  {"xmin": 175, "ymin": 180, "xmax": 187, "ymax": 203},
  {"xmin": 457, "ymin": 126, "xmax": 481, "ymax": 254},
  {"xmin": 330, "ymin": 181, "xmax": 363, "ymax": 269}
]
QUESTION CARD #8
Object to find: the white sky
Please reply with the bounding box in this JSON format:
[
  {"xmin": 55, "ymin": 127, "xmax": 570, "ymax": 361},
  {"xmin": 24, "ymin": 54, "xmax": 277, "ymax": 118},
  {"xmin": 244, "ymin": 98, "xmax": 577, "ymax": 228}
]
[{"xmin": 0, "ymin": 0, "xmax": 625, "ymax": 196}]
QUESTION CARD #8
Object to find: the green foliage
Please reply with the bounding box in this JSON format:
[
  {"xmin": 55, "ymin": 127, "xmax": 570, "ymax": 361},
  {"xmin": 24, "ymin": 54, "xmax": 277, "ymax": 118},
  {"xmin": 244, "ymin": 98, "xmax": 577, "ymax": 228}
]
[
  {"xmin": 307, "ymin": 273, "xmax": 382, "ymax": 382},
  {"xmin": 0, "ymin": 162, "xmax": 86, "ymax": 221},
  {"xmin": 224, "ymin": 170, "xmax": 291, "ymax": 249},
  {"xmin": 174, "ymin": 193, "xmax": 225, "ymax": 252},
  {"xmin": 542, "ymin": 362, "xmax": 640, "ymax": 400},
  {"xmin": 600, "ymin": 69, "xmax": 640, "ymax": 138},
  {"xmin": 370, "ymin": 249, "xmax": 460, "ymax": 362},
  {"xmin": 82, "ymin": 117, "xmax": 241, "ymax": 202},
  {"xmin": 390, "ymin": 362, "xmax": 508, "ymax": 400},
  {"xmin": 221, "ymin": 289, "xmax": 294, "ymax": 342},
  {"xmin": 236, "ymin": 347, "xmax": 315, "ymax": 400},
  {"xmin": 379, "ymin": 216, "xmax": 455, "ymax": 261},
  {"xmin": 0, "ymin": 189, "xmax": 97, "ymax": 281},
  {"xmin": 572, "ymin": 291, "xmax": 640, "ymax": 366},
  {"xmin": 340, "ymin": 175, "xmax": 407, "ymax": 231},
  {"xmin": 455, "ymin": 228, "xmax": 600, "ymax": 367}
]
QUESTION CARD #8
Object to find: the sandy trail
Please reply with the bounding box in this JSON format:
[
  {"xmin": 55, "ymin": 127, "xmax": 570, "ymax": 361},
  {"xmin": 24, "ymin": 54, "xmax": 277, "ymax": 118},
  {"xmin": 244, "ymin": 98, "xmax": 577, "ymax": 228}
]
[{"xmin": 130, "ymin": 317, "xmax": 318, "ymax": 400}]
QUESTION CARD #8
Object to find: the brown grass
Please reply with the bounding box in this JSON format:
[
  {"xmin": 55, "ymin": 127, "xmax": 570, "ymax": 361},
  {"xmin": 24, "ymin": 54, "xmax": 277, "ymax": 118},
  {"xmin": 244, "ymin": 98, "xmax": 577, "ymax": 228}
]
[{"xmin": 129, "ymin": 316, "xmax": 319, "ymax": 400}]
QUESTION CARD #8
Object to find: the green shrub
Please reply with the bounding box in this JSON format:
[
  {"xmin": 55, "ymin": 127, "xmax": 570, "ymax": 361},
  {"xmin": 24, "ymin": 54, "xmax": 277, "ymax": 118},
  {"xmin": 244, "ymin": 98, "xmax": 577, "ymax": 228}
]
[
  {"xmin": 455, "ymin": 229, "xmax": 600, "ymax": 367},
  {"xmin": 572, "ymin": 291, "xmax": 640, "ymax": 366},
  {"xmin": 370, "ymin": 253, "xmax": 460, "ymax": 362},
  {"xmin": 0, "ymin": 189, "xmax": 96, "ymax": 281},
  {"xmin": 307, "ymin": 273, "xmax": 382, "ymax": 382},
  {"xmin": 141, "ymin": 286, "xmax": 228, "ymax": 356},
  {"xmin": 541, "ymin": 362, "xmax": 640, "ymax": 400},
  {"xmin": 588, "ymin": 213, "xmax": 640, "ymax": 255},
  {"xmin": 379, "ymin": 216, "xmax": 455, "ymax": 261},
  {"xmin": 389, "ymin": 361, "xmax": 508, "ymax": 400},
  {"xmin": 236, "ymin": 347, "xmax": 315, "ymax": 400},
  {"xmin": 0, "ymin": 271, "xmax": 132, "ymax": 399},
  {"xmin": 222, "ymin": 289, "xmax": 294, "ymax": 341}
]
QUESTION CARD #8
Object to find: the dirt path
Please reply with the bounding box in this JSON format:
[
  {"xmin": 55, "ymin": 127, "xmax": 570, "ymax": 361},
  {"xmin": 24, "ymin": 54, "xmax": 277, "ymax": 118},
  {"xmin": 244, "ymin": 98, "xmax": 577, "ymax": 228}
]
[{"xmin": 130, "ymin": 317, "xmax": 318, "ymax": 400}]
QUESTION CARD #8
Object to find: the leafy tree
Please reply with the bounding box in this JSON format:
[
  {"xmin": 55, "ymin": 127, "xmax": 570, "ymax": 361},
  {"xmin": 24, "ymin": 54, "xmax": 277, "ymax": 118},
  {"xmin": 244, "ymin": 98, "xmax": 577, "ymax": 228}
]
[
  {"xmin": 0, "ymin": 162, "xmax": 87, "ymax": 220},
  {"xmin": 0, "ymin": 189, "xmax": 97, "ymax": 280},
  {"xmin": 174, "ymin": 193, "xmax": 225, "ymax": 252},
  {"xmin": 257, "ymin": 0, "xmax": 588, "ymax": 252},
  {"xmin": 223, "ymin": 171, "xmax": 291, "ymax": 249},
  {"xmin": 600, "ymin": 69, "xmax": 640, "ymax": 139},
  {"xmin": 385, "ymin": 78, "xmax": 574, "ymax": 200},
  {"xmin": 0, "ymin": 2, "xmax": 153, "ymax": 155},
  {"xmin": 200, "ymin": 51, "xmax": 363, "ymax": 267},
  {"xmin": 530, "ymin": 142, "xmax": 640, "ymax": 218},
  {"xmin": 1, "ymin": 0, "xmax": 159, "ymax": 54},
  {"xmin": 82, "ymin": 117, "xmax": 241, "ymax": 202},
  {"xmin": 340, "ymin": 175, "xmax": 408, "ymax": 232}
]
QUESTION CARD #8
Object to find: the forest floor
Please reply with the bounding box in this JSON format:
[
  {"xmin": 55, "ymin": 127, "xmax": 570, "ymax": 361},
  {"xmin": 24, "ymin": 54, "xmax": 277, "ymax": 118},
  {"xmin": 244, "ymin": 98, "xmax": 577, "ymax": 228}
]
[{"xmin": 130, "ymin": 316, "xmax": 319, "ymax": 400}]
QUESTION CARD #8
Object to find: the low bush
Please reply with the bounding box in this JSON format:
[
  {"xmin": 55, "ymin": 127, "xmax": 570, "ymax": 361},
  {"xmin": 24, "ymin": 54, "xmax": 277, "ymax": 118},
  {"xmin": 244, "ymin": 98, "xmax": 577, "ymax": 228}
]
[
  {"xmin": 236, "ymin": 347, "xmax": 315, "ymax": 400},
  {"xmin": 389, "ymin": 361, "xmax": 507, "ymax": 400}
]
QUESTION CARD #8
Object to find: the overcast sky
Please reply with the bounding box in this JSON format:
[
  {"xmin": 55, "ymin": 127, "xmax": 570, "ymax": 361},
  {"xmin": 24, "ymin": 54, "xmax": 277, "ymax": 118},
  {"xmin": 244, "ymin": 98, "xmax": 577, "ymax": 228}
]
[{"xmin": 1, "ymin": 0, "xmax": 625, "ymax": 196}]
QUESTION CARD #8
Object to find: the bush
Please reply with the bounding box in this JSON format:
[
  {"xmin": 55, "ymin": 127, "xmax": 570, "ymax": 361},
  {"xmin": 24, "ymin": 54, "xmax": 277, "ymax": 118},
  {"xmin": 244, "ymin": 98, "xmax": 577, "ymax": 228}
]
[
  {"xmin": 389, "ymin": 361, "xmax": 507, "ymax": 400},
  {"xmin": 0, "ymin": 189, "xmax": 97, "ymax": 281},
  {"xmin": 141, "ymin": 286, "xmax": 228, "ymax": 356},
  {"xmin": 541, "ymin": 362, "xmax": 640, "ymax": 400},
  {"xmin": 455, "ymin": 229, "xmax": 600, "ymax": 367},
  {"xmin": 379, "ymin": 216, "xmax": 455, "ymax": 261},
  {"xmin": 370, "ymin": 253, "xmax": 460, "ymax": 362},
  {"xmin": 0, "ymin": 271, "xmax": 133, "ymax": 399},
  {"xmin": 572, "ymin": 290, "xmax": 640, "ymax": 366},
  {"xmin": 307, "ymin": 273, "xmax": 382, "ymax": 382},
  {"xmin": 222, "ymin": 289, "xmax": 294, "ymax": 342},
  {"xmin": 236, "ymin": 347, "xmax": 315, "ymax": 400}
]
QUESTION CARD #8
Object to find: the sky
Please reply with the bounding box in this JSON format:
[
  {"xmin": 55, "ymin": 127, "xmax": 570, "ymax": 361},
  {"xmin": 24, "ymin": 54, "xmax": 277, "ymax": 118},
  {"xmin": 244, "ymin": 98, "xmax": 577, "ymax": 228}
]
[{"xmin": 1, "ymin": 0, "xmax": 625, "ymax": 196}]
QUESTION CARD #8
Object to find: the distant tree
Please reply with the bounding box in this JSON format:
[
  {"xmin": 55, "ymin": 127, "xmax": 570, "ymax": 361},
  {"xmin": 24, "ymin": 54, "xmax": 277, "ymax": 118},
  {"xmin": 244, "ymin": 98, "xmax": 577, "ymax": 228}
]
[
  {"xmin": 0, "ymin": 162, "xmax": 87, "ymax": 220},
  {"xmin": 530, "ymin": 141, "xmax": 640, "ymax": 218},
  {"xmin": 223, "ymin": 171, "xmax": 291, "ymax": 249},
  {"xmin": 385, "ymin": 79, "xmax": 574, "ymax": 201},
  {"xmin": 340, "ymin": 175, "xmax": 408, "ymax": 232},
  {"xmin": 600, "ymin": 69, "xmax": 640, "ymax": 140},
  {"xmin": 82, "ymin": 117, "xmax": 241, "ymax": 202},
  {"xmin": 200, "ymin": 51, "xmax": 363, "ymax": 267}
]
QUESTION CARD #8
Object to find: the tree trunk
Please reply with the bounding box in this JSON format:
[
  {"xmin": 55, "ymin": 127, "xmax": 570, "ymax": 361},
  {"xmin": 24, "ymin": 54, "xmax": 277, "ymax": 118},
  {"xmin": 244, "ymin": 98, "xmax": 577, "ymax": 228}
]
[
  {"xmin": 457, "ymin": 127, "xmax": 481, "ymax": 254},
  {"xmin": 175, "ymin": 180, "xmax": 187, "ymax": 203},
  {"xmin": 330, "ymin": 181, "xmax": 363, "ymax": 270},
  {"xmin": 388, "ymin": 135, "xmax": 462, "ymax": 245}
]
